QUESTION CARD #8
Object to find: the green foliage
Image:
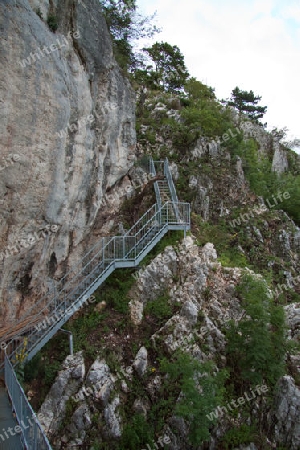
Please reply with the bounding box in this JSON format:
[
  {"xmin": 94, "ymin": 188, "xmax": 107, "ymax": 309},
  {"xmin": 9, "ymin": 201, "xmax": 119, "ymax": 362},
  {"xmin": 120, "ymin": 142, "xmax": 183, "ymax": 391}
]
[
  {"xmin": 43, "ymin": 359, "xmax": 62, "ymax": 386},
  {"xmin": 233, "ymin": 138, "xmax": 275, "ymax": 194},
  {"xmin": 218, "ymin": 250, "xmax": 248, "ymax": 268},
  {"xmin": 47, "ymin": 15, "xmax": 58, "ymax": 32},
  {"xmin": 59, "ymin": 397, "xmax": 78, "ymax": 430},
  {"xmin": 160, "ymin": 352, "xmax": 228, "ymax": 445},
  {"xmin": 118, "ymin": 413, "xmax": 154, "ymax": 449},
  {"xmin": 162, "ymin": 117, "xmax": 201, "ymax": 155},
  {"xmin": 184, "ymin": 77, "xmax": 215, "ymax": 100},
  {"xmin": 66, "ymin": 308, "xmax": 106, "ymax": 353},
  {"xmin": 192, "ymin": 214, "xmax": 250, "ymax": 269},
  {"xmin": 65, "ymin": 396, "xmax": 78, "ymax": 418},
  {"xmin": 144, "ymin": 291, "xmax": 172, "ymax": 325},
  {"xmin": 102, "ymin": 268, "xmax": 135, "ymax": 313},
  {"xmin": 226, "ymin": 273, "xmax": 286, "ymax": 393},
  {"xmin": 24, "ymin": 353, "xmax": 42, "ymax": 382},
  {"xmin": 141, "ymin": 230, "xmax": 183, "ymax": 267},
  {"xmin": 228, "ymin": 86, "xmax": 267, "ymax": 123},
  {"xmin": 232, "ymin": 138, "xmax": 300, "ymax": 225},
  {"xmin": 24, "ymin": 352, "xmax": 62, "ymax": 399},
  {"xmin": 136, "ymin": 76, "xmax": 238, "ymax": 158},
  {"xmin": 100, "ymin": 0, "xmax": 159, "ymax": 71},
  {"xmin": 15, "ymin": 363, "xmax": 25, "ymax": 384},
  {"xmin": 274, "ymin": 172, "xmax": 300, "ymax": 224},
  {"xmin": 143, "ymin": 41, "xmax": 189, "ymax": 92},
  {"xmin": 168, "ymin": 86, "xmax": 233, "ymax": 152},
  {"xmin": 221, "ymin": 424, "xmax": 257, "ymax": 449}
]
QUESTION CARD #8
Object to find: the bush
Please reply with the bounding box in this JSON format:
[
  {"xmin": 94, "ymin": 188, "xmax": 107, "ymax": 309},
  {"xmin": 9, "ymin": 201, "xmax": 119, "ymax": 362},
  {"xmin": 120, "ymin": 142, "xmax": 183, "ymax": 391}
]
[
  {"xmin": 47, "ymin": 15, "xmax": 58, "ymax": 32},
  {"xmin": 221, "ymin": 424, "xmax": 257, "ymax": 449},
  {"xmin": 144, "ymin": 291, "xmax": 172, "ymax": 325},
  {"xmin": 119, "ymin": 414, "xmax": 154, "ymax": 449},
  {"xmin": 226, "ymin": 273, "xmax": 286, "ymax": 392},
  {"xmin": 160, "ymin": 352, "xmax": 228, "ymax": 445}
]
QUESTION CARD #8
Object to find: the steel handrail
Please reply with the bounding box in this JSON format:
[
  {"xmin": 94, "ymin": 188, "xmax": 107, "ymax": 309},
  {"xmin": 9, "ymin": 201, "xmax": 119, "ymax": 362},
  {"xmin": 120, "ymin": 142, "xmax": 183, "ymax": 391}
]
[
  {"xmin": 5, "ymin": 354, "xmax": 52, "ymax": 449},
  {"xmin": 0, "ymin": 201, "xmax": 190, "ymax": 363}
]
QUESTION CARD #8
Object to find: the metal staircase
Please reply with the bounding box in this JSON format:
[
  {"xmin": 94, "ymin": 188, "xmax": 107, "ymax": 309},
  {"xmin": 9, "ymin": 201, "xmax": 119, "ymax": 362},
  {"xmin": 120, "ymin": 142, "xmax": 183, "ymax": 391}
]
[
  {"xmin": 0, "ymin": 158, "xmax": 190, "ymax": 449},
  {"xmin": 1, "ymin": 159, "xmax": 189, "ymax": 367}
]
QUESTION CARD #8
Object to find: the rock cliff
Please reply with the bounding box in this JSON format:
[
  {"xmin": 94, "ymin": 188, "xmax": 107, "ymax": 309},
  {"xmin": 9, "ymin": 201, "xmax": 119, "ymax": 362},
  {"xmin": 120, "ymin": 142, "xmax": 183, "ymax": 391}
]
[
  {"xmin": 1, "ymin": 2, "xmax": 300, "ymax": 449},
  {"xmin": 0, "ymin": 0, "xmax": 136, "ymax": 324}
]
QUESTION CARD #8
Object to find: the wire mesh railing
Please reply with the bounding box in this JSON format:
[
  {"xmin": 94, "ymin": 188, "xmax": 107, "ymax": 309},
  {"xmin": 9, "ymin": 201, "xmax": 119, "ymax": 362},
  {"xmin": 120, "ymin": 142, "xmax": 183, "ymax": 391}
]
[
  {"xmin": 0, "ymin": 201, "xmax": 190, "ymax": 369},
  {"xmin": 0, "ymin": 160, "xmax": 159, "ymax": 348},
  {"xmin": 4, "ymin": 354, "xmax": 52, "ymax": 449}
]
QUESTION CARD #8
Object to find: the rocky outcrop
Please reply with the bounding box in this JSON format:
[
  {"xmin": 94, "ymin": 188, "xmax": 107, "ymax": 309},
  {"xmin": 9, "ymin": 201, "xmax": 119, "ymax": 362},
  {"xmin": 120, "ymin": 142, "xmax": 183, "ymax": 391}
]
[
  {"xmin": 129, "ymin": 237, "xmax": 243, "ymax": 358},
  {"xmin": 0, "ymin": 0, "xmax": 136, "ymax": 325},
  {"xmin": 272, "ymin": 376, "xmax": 300, "ymax": 450},
  {"xmin": 133, "ymin": 346, "xmax": 148, "ymax": 377},
  {"xmin": 38, "ymin": 351, "xmax": 86, "ymax": 435},
  {"xmin": 240, "ymin": 121, "xmax": 289, "ymax": 174},
  {"xmin": 38, "ymin": 352, "xmax": 122, "ymax": 448},
  {"xmin": 36, "ymin": 236, "xmax": 300, "ymax": 448},
  {"xmin": 271, "ymin": 141, "xmax": 289, "ymax": 173},
  {"xmin": 85, "ymin": 358, "xmax": 115, "ymax": 406}
]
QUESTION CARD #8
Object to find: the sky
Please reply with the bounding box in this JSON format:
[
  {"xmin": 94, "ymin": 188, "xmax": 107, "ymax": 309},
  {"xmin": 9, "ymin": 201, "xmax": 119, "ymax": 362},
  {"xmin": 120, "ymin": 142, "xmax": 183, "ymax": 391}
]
[{"xmin": 137, "ymin": 0, "xmax": 300, "ymax": 152}]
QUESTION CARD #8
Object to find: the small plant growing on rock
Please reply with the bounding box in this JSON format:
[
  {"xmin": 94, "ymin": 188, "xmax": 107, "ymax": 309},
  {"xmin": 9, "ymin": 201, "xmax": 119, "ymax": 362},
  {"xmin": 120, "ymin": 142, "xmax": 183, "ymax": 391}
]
[
  {"xmin": 47, "ymin": 14, "xmax": 58, "ymax": 32},
  {"xmin": 35, "ymin": 7, "xmax": 43, "ymax": 19}
]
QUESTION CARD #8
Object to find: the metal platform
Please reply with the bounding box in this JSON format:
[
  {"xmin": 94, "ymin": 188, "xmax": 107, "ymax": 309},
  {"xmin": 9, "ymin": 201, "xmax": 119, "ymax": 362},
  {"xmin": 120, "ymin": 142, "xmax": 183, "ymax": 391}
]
[{"xmin": 0, "ymin": 386, "xmax": 23, "ymax": 450}]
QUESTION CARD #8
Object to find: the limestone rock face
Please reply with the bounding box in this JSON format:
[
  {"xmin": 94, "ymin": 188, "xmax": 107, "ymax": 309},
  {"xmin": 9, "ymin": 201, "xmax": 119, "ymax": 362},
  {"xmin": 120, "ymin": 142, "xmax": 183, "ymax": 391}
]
[
  {"xmin": 272, "ymin": 376, "xmax": 300, "ymax": 450},
  {"xmin": 38, "ymin": 351, "xmax": 122, "ymax": 447},
  {"xmin": 133, "ymin": 346, "xmax": 148, "ymax": 377},
  {"xmin": 38, "ymin": 352, "xmax": 86, "ymax": 435},
  {"xmin": 271, "ymin": 141, "xmax": 289, "ymax": 173},
  {"xmin": 85, "ymin": 358, "xmax": 115, "ymax": 406},
  {"xmin": 241, "ymin": 121, "xmax": 288, "ymax": 174},
  {"xmin": 0, "ymin": 0, "xmax": 136, "ymax": 324}
]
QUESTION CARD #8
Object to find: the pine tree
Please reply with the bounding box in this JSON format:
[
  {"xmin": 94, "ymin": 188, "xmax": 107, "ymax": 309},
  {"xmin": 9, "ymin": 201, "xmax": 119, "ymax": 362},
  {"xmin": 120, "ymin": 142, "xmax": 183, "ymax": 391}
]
[{"xmin": 228, "ymin": 87, "xmax": 267, "ymax": 123}]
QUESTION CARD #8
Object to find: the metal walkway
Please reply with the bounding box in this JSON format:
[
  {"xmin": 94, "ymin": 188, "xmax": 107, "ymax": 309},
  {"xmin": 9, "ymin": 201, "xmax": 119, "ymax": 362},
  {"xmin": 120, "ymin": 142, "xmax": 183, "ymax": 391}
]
[
  {"xmin": 0, "ymin": 158, "xmax": 190, "ymax": 449},
  {"xmin": 0, "ymin": 386, "xmax": 23, "ymax": 450}
]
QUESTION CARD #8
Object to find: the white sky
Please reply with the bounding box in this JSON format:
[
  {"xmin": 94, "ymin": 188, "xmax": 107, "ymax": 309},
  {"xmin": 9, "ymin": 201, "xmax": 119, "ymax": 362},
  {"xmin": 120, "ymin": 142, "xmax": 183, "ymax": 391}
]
[{"xmin": 137, "ymin": 0, "xmax": 300, "ymax": 153}]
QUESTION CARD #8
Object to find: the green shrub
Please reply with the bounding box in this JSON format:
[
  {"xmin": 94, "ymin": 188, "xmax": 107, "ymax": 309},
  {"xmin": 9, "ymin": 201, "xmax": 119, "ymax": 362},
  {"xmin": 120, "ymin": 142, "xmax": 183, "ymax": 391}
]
[
  {"xmin": 232, "ymin": 138, "xmax": 300, "ymax": 225},
  {"xmin": 103, "ymin": 269, "xmax": 135, "ymax": 313},
  {"xmin": 159, "ymin": 352, "xmax": 228, "ymax": 445},
  {"xmin": 119, "ymin": 413, "xmax": 154, "ymax": 449},
  {"xmin": 144, "ymin": 291, "xmax": 172, "ymax": 324},
  {"xmin": 226, "ymin": 273, "xmax": 286, "ymax": 393},
  {"xmin": 44, "ymin": 359, "xmax": 62, "ymax": 386},
  {"xmin": 221, "ymin": 424, "xmax": 257, "ymax": 449},
  {"xmin": 24, "ymin": 353, "xmax": 42, "ymax": 382},
  {"xmin": 47, "ymin": 15, "xmax": 58, "ymax": 32}
]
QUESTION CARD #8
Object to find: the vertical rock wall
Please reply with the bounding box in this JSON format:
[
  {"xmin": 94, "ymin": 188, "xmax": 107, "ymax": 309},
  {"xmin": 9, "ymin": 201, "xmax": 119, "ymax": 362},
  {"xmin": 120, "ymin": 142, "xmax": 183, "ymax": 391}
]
[{"xmin": 0, "ymin": 0, "xmax": 136, "ymax": 324}]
